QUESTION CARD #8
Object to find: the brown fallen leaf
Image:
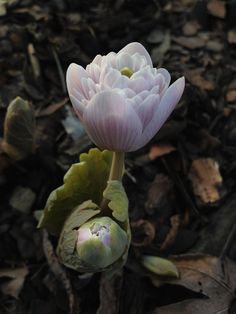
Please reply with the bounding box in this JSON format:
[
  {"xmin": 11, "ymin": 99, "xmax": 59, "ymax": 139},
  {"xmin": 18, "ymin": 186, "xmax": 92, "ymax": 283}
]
[
  {"xmin": 131, "ymin": 219, "xmax": 155, "ymax": 247},
  {"xmin": 160, "ymin": 215, "xmax": 180, "ymax": 251},
  {"xmin": 173, "ymin": 36, "xmax": 205, "ymax": 50},
  {"xmin": 151, "ymin": 254, "xmax": 236, "ymax": 313},
  {"xmin": 228, "ymin": 30, "xmax": 236, "ymax": 44},
  {"xmin": 145, "ymin": 174, "xmax": 174, "ymax": 215},
  {"xmin": 135, "ymin": 144, "xmax": 176, "ymax": 167},
  {"xmin": 182, "ymin": 21, "xmax": 200, "ymax": 36},
  {"xmin": 226, "ymin": 90, "xmax": 236, "ymax": 103},
  {"xmin": 0, "ymin": 266, "xmax": 28, "ymax": 298},
  {"xmin": 189, "ymin": 158, "xmax": 222, "ymax": 204},
  {"xmin": 187, "ymin": 71, "xmax": 215, "ymax": 91},
  {"xmin": 149, "ymin": 144, "xmax": 176, "ymax": 161},
  {"xmin": 207, "ymin": 0, "xmax": 226, "ymax": 19}
]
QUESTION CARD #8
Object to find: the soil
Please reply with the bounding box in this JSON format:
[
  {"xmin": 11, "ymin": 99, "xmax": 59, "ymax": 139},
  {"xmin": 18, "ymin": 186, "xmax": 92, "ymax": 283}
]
[{"xmin": 1, "ymin": 0, "xmax": 236, "ymax": 313}]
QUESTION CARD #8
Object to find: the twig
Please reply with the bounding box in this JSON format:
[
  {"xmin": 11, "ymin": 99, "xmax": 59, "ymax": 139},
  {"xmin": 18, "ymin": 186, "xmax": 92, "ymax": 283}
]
[
  {"xmin": 42, "ymin": 229, "xmax": 79, "ymax": 314},
  {"xmin": 51, "ymin": 46, "xmax": 67, "ymax": 94},
  {"xmin": 220, "ymin": 222, "xmax": 236, "ymax": 262},
  {"xmin": 28, "ymin": 43, "xmax": 41, "ymax": 80}
]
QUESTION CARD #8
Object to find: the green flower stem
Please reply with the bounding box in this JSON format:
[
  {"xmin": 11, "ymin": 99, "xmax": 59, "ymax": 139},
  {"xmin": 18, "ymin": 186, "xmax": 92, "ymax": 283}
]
[
  {"xmin": 100, "ymin": 152, "xmax": 124, "ymax": 211},
  {"xmin": 109, "ymin": 152, "xmax": 124, "ymax": 181}
]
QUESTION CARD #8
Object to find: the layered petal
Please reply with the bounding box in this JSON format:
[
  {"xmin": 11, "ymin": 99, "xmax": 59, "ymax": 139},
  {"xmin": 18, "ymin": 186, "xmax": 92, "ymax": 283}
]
[
  {"xmin": 66, "ymin": 43, "xmax": 185, "ymax": 152},
  {"xmin": 119, "ymin": 42, "xmax": 153, "ymax": 67},
  {"xmin": 83, "ymin": 90, "xmax": 143, "ymax": 151},
  {"xmin": 131, "ymin": 77, "xmax": 185, "ymax": 151},
  {"xmin": 66, "ymin": 63, "xmax": 89, "ymax": 119}
]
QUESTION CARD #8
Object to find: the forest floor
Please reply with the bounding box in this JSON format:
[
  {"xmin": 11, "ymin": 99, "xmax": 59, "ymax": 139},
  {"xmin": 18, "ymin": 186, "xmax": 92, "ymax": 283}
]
[{"xmin": 1, "ymin": 0, "xmax": 236, "ymax": 313}]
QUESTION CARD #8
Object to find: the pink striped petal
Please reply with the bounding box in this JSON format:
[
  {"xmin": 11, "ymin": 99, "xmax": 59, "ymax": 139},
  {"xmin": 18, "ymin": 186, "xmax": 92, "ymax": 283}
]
[
  {"xmin": 83, "ymin": 90, "xmax": 142, "ymax": 152},
  {"xmin": 132, "ymin": 94, "xmax": 160, "ymax": 130},
  {"xmin": 156, "ymin": 68, "xmax": 171, "ymax": 87},
  {"xmin": 132, "ymin": 77, "xmax": 185, "ymax": 150},
  {"xmin": 66, "ymin": 63, "xmax": 89, "ymax": 99},
  {"xmin": 119, "ymin": 42, "xmax": 153, "ymax": 67}
]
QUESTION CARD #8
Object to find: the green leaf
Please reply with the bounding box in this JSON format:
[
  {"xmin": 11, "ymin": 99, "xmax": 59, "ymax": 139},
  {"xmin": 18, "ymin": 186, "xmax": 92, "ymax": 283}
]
[
  {"xmin": 38, "ymin": 148, "xmax": 112, "ymax": 235},
  {"xmin": 142, "ymin": 255, "xmax": 179, "ymax": 278},
  {"xmin": 2, "ymin": 97, "xmax": 35, "ymax": 160},
  {"xmin": 103, "ymin": 180, "xmax": 128, "ymax": 223},
  {"xmin": 57, "ymin": 200, "xmax": 101, "ymax": 270}
]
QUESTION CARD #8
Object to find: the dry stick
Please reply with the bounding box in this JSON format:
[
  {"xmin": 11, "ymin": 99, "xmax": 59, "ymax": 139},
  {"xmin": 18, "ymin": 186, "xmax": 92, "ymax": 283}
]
[
  {"xmin": 42, "ymin": 229, "xmax": 79, "ymax": 314},
  {"xmin": 220, "ymin": 222, "xmax": 236, "ymax": 264},
  {"xmin": 97, "ymin": 271, "xmax": 123, "ymax": 314},
  {"xmin": 28, "ymin": 43, "xmax": 41, "ymax": 80},
  {"xmin": 51, "ymin": 46, "xmax": 67, "ymax": 94}
]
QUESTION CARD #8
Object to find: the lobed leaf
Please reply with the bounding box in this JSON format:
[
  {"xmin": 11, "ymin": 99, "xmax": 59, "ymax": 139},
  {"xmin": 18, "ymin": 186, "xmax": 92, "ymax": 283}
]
[{"xmin": 38, "ymin": 148, "xmax": 112, "ymax": 235}]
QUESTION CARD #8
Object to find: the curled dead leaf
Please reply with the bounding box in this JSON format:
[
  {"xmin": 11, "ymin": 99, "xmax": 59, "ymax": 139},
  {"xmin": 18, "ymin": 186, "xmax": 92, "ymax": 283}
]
[
  {"xmin": 187, "ymin": 71, "xmax": 215, "ymax": 91},
  {"xmin": 149, "ymin": 144, "xmax": 176, "ymax": 161},
  {"xmin": 226, "ymin": 90, "xmax": 236, "ymax": 103},
  {"xmin": 131, "ymin": 219, "xmax": 155, "ymax": 247},
  {"xmin": 189, "ymin": 158, "xmax": 222, "ymax": 204},
  {"xmin": 145, "ymin": 174, "xmax": 174, "ymax": 215},
  {"xmin": 151, "ymin": 254, "xmax": 236, "ymax": 313},
  {"xmin": 207, "ymin": 0, "xmax": 226, "ymax": 19},
  {"xmin": 160, "ymin": 215, "xmax": 180, "ymax": 251},
  {"xmin": 0, "ymin": 266, "xmax": 28, "ymax": 298}
]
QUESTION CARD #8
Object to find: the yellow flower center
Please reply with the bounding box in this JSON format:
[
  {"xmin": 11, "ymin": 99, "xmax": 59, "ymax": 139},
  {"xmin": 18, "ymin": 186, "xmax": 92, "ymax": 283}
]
[{"xmin": 120, "ymin": 67, "xmax": 134, "ymax": 78}]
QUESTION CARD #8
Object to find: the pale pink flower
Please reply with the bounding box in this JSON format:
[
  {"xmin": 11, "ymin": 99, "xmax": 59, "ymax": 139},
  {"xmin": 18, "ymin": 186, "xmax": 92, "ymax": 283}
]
[{"xmin": 66, "ymin": 42, "xmax": 185, "ymax": 152}]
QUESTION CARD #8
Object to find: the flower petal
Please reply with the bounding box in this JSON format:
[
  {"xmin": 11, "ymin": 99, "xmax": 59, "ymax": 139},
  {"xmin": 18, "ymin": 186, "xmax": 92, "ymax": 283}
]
[
  {"xmin": 66, "ymin": 63, "xmax": 88, "ymax": 98},
  {"xmin": 69, "ymin": 94, "xmax": 85, "ymax": 120},
  {"xmin": 116, "ymin": 52, "xmax": 134, "ymax": 70},
  {"xmin": 157, "ymin": 76, "xmax": 185, "ymax": 122},
  {"xmin": 132, "ymin": 94, "xmax": 160, "ymax": 130},
  {"xmin": 83, "ymin": 90, "xmax": 142, "ymax": 151},
  {"xmin": 132, "ymin": 76, "xmax": 185, "ymax": 150},
  {"xmin": 156, "ymin": 68, "xmax": 171, "ymax": 87},
  {"xmin": 119, "ymin": 42, "xmax": 153, "ymax": 67}
]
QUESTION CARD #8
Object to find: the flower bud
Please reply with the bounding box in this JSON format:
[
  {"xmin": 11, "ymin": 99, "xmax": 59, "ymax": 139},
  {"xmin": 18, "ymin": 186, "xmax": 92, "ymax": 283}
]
[
  {"xmin": 76, "ymin": 217, "xmax": 128, "ymax": 269},
  {"xmin": 57, "ymin": 211, "xmax": 129, "ymax": 273}
]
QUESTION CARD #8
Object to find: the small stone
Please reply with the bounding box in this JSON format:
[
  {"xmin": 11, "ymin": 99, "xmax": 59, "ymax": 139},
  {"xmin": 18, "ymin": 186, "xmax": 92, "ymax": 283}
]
[{"xmin": 9, "ymin": 186, "xmax": 36, "ymax": 214}]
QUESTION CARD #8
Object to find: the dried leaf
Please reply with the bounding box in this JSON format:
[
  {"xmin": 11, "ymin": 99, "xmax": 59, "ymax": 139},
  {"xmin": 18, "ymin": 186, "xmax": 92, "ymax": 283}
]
[
  {"xmin": 226, "ymin": 90, "xmax": 236, "ymax": 103},
  {"xmin": 228, "ymin": 30, "xmax": 236, "ymax": 44},
  {"xmin": 151, "ymin": 254, "xmax": 236, "ymax": 313},
  {"xmin": 189, "ymin": 158, "xmax": 222, "ymax": 203},
  {"xmin": 182, "ymin": 21, "xmax": 200, "ymax": 36},
  {"xmin": 145, "ymin": 174, "xmax": 174, "ymax": 215},
  {"xmin": 173, "ymin": 36, "xmax": 205, "ymax": 50},
  {"xmin": 207, "ymin": 0, "xmax": 226, "ymax": 19},
  {"xmin": 0, "ymin": 266, "xmax": 29, "ymax": 298},
  {"xmin": 131, "ymin": 219, "xmax": 155, "ymax": 247},
  {"xmin": 187, "ymin": 71, "xmax": 215, "ymax": 91},
  {"xmin": 149, "ymin": 144, "xmax": 176, "ymax": 160},
  {"xmin": 160, "ymin": 215, "xmax": 180, "ymax": 251}
]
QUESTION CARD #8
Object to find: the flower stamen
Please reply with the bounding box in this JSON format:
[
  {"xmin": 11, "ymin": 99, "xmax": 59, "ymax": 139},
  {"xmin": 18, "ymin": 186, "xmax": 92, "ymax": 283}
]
[{"xmin": 120, "ymin": 67, "xmax": 134, "ymax": 78}]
